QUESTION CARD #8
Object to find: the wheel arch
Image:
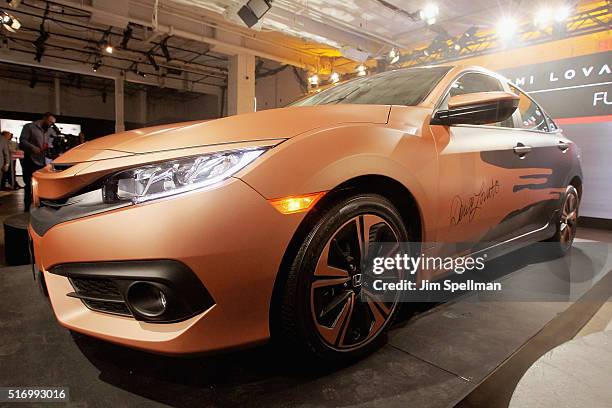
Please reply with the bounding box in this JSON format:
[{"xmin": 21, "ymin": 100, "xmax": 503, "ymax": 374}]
[
  {"xmin": 268, "ymin": 174, "xmax": 423, "ymax": 337},
  {"xmin": 569, "ymin": 175, "xmax": 582, "ymax": 200}
]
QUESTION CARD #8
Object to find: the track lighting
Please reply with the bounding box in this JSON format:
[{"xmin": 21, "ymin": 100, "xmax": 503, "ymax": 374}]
[
  {"xmin": 147, "ymin": 52, "xmax": 159, "ymax": 71},
  {"xmin": 33, "ymin": 24, "xmax": 48, "ymax": 62},
  {"xmin": 132, "ymin": 64, "xmax": 146, "ymax": 78},
  {"xmin": 92, "ymin": 58, "xmax": 101, "ymax": 72},
  {"xmin": 160, "ymin": 37, "xmax": 171, "ymax": 61},
  {"xmin": 120, "ymin": 24, "xmax": 133, "ymax": 49},
  {"xmin": 330, "ymin": 72, "xmax": 340, "ymax": 84},
  {"xmin": 356, "ymin": 65, "xmax": 367, "ymax": 76}
]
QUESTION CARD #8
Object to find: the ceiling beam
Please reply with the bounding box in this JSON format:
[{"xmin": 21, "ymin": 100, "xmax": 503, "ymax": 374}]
[
  {"xmin": 0, "ymin": 48, "xmax": 222, "ymax": 96},
  {"xmin": 48, "ymin": 0, "xmax": 322, "ymax": 69}
]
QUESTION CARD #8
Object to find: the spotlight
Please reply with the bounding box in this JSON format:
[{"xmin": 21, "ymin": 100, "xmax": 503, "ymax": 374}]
[
  {"xmin": 308, "ymin": 74, "xmax": 319, "ymax": 86},
  {"xmin": 160, "ymin": 37, "xmax": 171, "ymax": 61},
  {"xmin": 1, "ymin": 10, "xmax": 20, "ymax": 32},
  {"xmin": 120, "ymin": 24, "xmax": 133, "ymax": 49},
  {"xmin": 419, "ymin": 3, "xmax": 439, "ymax": 25},
  {"xmin": 237, "ymin": 0, "xmax": 272, "ymax": 28},
  {"xmin": 104, "ymin": 44, "xmax": 113, "ymax": 54},
  {"xmin": 132, "ymin": 64, "xmax": 146, "ymax": 78},
  {"xmin": 356, "ymin": 65, "xmax": 367, "ymax": 76},
  {"xmin": 6, "ymin": 0, "xmax": 22, "ymax": 8},
  {"xmin": 496, "ymin": 17, "xmax": 518, "ymax": 40},
  {"xmin": 388, "ymin": 47, "xmax": 400, "ymax": 64},
  {"xmin": 534, "ymin": 7, "xmax": 551, "ymax": 29},
  {"xmin": 330, "ymin": 72, "xmax": 340, "ymax": 83},
  {"xmin": 554, "ymin": 5, "xmax": 571, "ymax": 22},
  {"xmin": 92, "ymin": 60, "xmax": 101, "ymax": 72}
]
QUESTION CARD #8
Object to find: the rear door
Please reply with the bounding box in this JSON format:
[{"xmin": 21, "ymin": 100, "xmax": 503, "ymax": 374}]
[{"xmin": 506, "ymin": 85, "xmax": 573, "ymax": 230}]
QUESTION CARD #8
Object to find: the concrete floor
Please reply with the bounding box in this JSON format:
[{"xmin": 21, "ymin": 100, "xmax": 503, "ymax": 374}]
[{"xmin": 0, "ymin": 188, "xmax": 611, "ymax": 407}]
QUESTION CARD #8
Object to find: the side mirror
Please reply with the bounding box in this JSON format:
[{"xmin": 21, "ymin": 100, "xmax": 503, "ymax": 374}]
[{"xmin": 431, "ymin": 91, "xmax": 519, "ymax": 126}]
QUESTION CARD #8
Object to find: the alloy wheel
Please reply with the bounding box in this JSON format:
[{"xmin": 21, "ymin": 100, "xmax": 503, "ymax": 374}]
[
  {"xmin": 310, "ymin": 214, "xmax": 401, "ymax": 351},
  {"xmin": 559, "ymin": 186, "xmax": 579, "ymax": 249}
]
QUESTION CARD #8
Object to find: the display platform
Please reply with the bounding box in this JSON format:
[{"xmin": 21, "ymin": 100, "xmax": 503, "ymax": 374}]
[{"xmin": 0, "ymin": 241, "xmax": 610, "ymax": 408}]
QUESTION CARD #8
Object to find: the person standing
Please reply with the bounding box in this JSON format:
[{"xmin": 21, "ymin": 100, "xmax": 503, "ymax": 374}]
[
  {"xmin": 19, "ymin": 112, "xmax": 55, "ymax": 212},
  {"xmin": 8, "ymin": 132, "xmax": 23, "ymax": 189},
  {"xmin": 0, "ymin": 131, "xmax": 11, "ymax": 191},
  {"xmin": 1, "ymin": 131, "xmax": 23, "ymax": 190}
]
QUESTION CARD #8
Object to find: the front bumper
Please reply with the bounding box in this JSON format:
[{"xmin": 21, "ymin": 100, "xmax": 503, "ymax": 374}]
[{"xmin": 30, "ymin": 178, "xmax": 303, "ymax": 354}]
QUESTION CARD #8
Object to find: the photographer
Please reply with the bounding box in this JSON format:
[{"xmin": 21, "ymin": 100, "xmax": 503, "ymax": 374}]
[{"xmin": 19, "ymin": 112, "xmax": 55, "ymax": 212}]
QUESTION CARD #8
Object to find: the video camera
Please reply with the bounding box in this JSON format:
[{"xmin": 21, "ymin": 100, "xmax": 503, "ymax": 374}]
[{"xmin": 48, "ymin": 124, "xmax": 81, "ymax": 159}]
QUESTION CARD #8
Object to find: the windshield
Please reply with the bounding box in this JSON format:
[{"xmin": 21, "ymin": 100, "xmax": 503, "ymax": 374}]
[{"xmin": 291, "ymin": 66, "xmax": 452, "ymax": 107}]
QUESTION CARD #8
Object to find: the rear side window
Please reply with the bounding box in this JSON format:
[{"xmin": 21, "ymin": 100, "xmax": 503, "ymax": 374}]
[
  {"xmin": 509, "ymin": 85, "xmax": 550, "ymax": 132},
  {"xmin": 544, "ymin": 112, "xmax": 558, "ymax": 132}
]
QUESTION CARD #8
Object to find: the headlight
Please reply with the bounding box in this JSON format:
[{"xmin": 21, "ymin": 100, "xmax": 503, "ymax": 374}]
[{"xmin": 102, "ymin": 148, "xmax": 267, "ymax": 204}]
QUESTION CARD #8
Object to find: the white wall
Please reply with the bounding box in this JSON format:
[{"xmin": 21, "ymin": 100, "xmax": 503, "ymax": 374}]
[{"xmin": 255, "ymin": 66, "xmax": 305, "ymax": 111}]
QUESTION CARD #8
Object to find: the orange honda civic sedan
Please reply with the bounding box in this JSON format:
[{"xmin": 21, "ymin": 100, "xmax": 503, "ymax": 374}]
[{"xmin": 30, "ymin": 65, "xmax": 582, "ymax": 361}]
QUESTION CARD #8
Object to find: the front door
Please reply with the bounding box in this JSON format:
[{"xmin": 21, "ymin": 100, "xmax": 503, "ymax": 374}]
[{"xmin": 432, "ymin": 72, "xmax": 537, "ymax": 260}]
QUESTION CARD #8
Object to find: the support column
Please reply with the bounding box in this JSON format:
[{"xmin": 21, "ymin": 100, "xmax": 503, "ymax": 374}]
[
  {"xmin": 227, "ymin": 53, "xmax": 255, "ymax": 116},
  {"xmin": 53, "ymin": 76, "xmax": 61, "ymax": 115},
  {"xmin": 114, "ymin": 76, "xmax": 125, "ymax": 133}
]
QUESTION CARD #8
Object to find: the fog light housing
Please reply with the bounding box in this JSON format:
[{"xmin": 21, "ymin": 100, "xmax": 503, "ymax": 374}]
[{"xmin": 127, "ymin": 281, "xmax": 168, "ymax": 318}]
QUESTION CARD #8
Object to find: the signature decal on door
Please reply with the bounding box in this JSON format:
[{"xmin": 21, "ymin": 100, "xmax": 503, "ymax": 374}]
[{"xmin": 450, "ymin": 179, "xmax": 501, "ymax": 225}]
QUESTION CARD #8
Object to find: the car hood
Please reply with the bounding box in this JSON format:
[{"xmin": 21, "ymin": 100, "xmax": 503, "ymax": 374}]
[{"xmin": 55, "ymin": 104, "xmax": 391, "ymax": 164}]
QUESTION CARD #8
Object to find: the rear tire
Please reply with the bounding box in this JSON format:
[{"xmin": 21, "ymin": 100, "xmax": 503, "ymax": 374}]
[
  {"xmin": 546, "ymin": 185, "xmax": 579, "ymax": 257},
  {"xmin": 278, "ymin": 193, "xmax": 412, "ymax": 363}
]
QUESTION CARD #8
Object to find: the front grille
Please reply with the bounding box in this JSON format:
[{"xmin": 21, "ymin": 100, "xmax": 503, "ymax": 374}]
[
  {"xmin": 83, "ymin": 299, "xmax": 131, "ymax": 316},
  {"xmin": 68, "ymin": 277, "xmax": 132, "ymax": 317},
  {"xmin": 71, "ymin": 277, "xmax": 122, "ymax": 299}
]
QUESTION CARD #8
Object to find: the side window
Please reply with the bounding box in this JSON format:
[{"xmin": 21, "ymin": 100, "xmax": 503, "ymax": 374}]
[
  {"xmin": 544, "ymin": 112, "xmax": 558, "ymax": 132},
  {"xmin": 444, "ymin": 73, "xmax": 513, "ymax": 128},
  {"xmin": 509, "ymin": 85, "xmax": 549, "ymax": 132}
]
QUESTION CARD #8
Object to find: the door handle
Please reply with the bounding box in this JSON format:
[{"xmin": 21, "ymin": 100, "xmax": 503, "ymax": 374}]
[
  {"xmin": 558, "ymin": 141, "xmax": 570, "ymax": 152},
  {"xmin": 513, "ymin": 143, "xmax": 532, "ymax": 158}
]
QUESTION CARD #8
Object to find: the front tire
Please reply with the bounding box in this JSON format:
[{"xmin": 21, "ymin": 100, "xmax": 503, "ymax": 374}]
[{"xmin": 279, "ymin": 193, "xmax": 411, "ymax": 362}]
